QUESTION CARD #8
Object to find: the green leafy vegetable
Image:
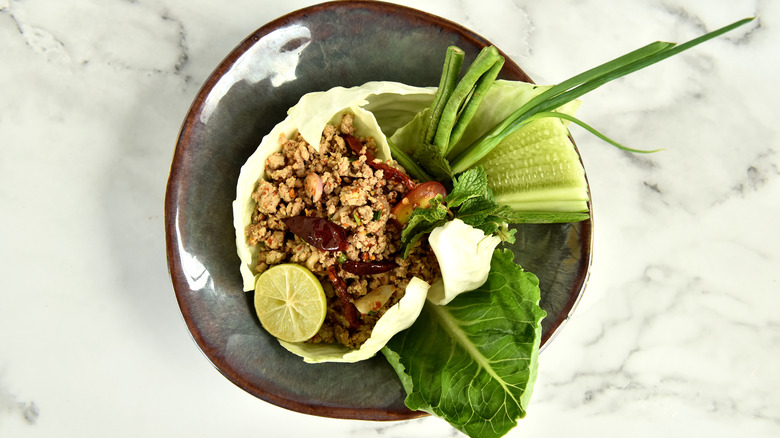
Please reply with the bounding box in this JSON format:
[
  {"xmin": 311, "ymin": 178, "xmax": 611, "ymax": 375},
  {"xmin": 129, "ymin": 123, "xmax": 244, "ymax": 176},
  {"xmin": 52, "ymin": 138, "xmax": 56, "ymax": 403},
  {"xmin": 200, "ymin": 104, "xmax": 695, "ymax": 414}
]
[
  {"xmin": 445, "ymin": 166, "xmax": 490, "ymax": 208},
  {"xmin": 459, "ymin": 198, "xmax": 520, "ymax": 240},
  {"xmin": 382, "ymin": 249, "xmax": 547, "ymax": 438},
  {"xmin": 399, "ymin": 195, "xmax": 448, "ymax": 258},
  {"xmin": 448, "ymin": 168, "xmax": 522, "ymax": 240}
]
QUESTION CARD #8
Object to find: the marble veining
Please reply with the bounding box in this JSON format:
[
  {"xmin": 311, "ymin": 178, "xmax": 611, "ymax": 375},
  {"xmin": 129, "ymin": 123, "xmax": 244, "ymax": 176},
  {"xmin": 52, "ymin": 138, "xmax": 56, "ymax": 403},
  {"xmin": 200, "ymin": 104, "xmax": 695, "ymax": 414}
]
[
  {"xmin": 0, "ymin": 378, "xmax": 39, "ymax": 427},
  {"xmin": 1, "ymin": 0, "xmax": 778, "ymax": 437},
  {"xmin": 1, "ymin": 0, "xmax": 192, "ymax": 80}
]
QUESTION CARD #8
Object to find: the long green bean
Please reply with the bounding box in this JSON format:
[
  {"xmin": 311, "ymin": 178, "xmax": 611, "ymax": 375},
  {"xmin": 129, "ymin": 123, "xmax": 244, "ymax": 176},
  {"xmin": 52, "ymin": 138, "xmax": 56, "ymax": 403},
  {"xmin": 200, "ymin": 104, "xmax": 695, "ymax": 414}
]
[{"xmin": 449, "ymin": 17, "xmax": 755, "ymax": 173}]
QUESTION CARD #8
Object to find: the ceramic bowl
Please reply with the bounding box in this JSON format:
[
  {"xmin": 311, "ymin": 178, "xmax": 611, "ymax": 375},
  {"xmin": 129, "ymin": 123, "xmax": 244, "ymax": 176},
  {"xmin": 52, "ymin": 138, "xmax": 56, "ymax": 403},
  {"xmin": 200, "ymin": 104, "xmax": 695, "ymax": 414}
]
[{"xmin": 165, "ymin": 0, "xmax": 592, "ymax": 420}]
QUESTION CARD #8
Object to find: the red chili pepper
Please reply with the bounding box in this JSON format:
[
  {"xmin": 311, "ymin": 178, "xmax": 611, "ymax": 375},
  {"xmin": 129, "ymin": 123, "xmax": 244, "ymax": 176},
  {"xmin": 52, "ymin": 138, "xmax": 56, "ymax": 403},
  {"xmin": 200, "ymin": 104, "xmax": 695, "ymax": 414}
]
[
  {"xmin": 282, "ymin": 216, "xmax": 348, "ymax": 252},
  {"xmin": 341, "ymin": 260, "xmax": 397, "ymax": 275},
  {"xmin": 327, "ymin": 265, "xmax": 359, "ymax": 329},
  {"xmin": 341, "ymin": 133, "xmax": 416, "ymax": 190},
  {"xmin": 342, "ymin": 133, "xmax": 375, "ymax": 161},
  {"xmin": 366, "ymin": 161, "xmax": 417, "ymax": 190}
]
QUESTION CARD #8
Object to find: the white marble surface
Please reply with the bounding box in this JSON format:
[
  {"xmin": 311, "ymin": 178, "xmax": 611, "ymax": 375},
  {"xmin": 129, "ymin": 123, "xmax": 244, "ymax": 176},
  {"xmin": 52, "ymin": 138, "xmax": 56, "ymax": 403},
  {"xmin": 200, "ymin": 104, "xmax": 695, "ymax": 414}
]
[{"xmin": 1, "ymin": 0, "xmax": 778, "ymax": 436}]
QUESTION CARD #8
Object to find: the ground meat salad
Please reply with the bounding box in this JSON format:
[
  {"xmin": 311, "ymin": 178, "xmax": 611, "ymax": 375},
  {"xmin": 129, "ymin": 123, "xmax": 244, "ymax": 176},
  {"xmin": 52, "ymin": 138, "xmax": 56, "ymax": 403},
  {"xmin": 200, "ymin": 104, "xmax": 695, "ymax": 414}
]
[{"xmin": 245, "ymin": 113, "xmax": 440, "ymax": 349}]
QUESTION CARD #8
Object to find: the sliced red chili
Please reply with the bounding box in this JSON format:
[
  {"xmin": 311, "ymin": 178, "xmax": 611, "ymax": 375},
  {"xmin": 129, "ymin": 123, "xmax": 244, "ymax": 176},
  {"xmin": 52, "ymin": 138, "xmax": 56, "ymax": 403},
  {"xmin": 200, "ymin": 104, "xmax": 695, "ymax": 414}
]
[
  {"xmin": 282, "ymin": 216, "xmax": 347, "ymax": 252},
  {"xmin": 327, "ymin": 265, "xmax": 359, "ymax": 329},
  {"xmin": 342, "ymin": 260, "xmax": 397, "ymax": 275}
]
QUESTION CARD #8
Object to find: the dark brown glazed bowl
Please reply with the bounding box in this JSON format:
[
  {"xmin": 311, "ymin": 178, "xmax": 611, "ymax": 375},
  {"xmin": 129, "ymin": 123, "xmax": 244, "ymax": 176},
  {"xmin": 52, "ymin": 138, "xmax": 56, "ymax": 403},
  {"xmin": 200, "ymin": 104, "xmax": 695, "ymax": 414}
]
[{"xmin": 165, "ymin": 0, "xmax": 592, "ymax": 421}]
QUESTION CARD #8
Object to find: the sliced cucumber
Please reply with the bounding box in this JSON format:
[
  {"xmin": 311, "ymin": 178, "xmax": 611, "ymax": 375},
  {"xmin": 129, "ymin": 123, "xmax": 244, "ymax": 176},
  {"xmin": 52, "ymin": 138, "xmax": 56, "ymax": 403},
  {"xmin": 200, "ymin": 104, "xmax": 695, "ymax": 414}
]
[{"xmin": 476, "ymin": 117, "xmax": 589, "ymax": 214}]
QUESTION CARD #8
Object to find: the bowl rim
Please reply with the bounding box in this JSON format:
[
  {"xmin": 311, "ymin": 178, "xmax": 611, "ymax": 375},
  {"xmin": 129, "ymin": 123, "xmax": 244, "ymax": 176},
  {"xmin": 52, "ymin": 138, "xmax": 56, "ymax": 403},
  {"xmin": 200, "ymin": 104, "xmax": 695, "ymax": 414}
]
[{"xmin": 165, "ymin": 0, "xmax": 593, "ymax": 421}]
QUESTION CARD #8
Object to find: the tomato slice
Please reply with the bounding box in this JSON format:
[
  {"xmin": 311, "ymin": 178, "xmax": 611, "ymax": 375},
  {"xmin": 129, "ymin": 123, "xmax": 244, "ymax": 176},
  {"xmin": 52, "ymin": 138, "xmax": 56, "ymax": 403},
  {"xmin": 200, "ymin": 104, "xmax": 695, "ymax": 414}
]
[{"xmin": 391, "ymin": 181, "xmax": 447, "ymax": 224}]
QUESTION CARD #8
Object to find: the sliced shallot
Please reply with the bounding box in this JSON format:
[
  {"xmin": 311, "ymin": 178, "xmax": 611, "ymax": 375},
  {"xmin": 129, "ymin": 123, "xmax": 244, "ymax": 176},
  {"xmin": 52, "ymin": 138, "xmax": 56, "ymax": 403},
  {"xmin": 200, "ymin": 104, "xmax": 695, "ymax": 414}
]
[
  {"xmin": 304, "ymin": 172, "xmax": 323, "ymax": 202},
  {"xmin": 354, "ymin": 285, "xmax": 395, "ymax": 314}
]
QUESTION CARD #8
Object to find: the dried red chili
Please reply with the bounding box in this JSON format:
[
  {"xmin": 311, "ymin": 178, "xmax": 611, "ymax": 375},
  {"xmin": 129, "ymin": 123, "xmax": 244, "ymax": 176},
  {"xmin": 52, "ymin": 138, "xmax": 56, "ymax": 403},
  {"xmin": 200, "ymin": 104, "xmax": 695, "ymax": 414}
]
[
  {"xmin": 341, "ymin": 133, "xmax": 416, "ymax": 190},
  {"xmin": 366, "ymin": 161, "xmax": 417, "ymax": 190},
  {"xmin": 342, "ymin": 133, "xmax": 375, "ymax": 161},
  {"xmin": 282, "ymin": 216, "xmax": 348, "ymax": 252},
  {"xmin": 327, "ymin": 265, "xmax": 359, "ymax": 329},
  {"xmin": 342, "ymin": 260, "xmax": 397, "ymax": 275}
]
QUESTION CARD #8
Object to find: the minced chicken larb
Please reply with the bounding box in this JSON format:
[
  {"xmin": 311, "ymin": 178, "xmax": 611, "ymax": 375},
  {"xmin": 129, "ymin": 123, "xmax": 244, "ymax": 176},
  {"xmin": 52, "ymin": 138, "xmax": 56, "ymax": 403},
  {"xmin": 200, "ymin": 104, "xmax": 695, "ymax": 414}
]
[{"xmin": 246, "ymin": 113, "xmax": 440, "ymax": 349}]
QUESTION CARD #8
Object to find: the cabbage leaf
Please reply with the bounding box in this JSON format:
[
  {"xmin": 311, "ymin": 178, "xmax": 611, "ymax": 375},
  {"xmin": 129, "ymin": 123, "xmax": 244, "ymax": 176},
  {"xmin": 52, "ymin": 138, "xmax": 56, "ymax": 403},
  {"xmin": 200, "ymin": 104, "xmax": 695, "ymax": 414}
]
[
  {"xmin": 279, "ymin": 277, "xmax": 430, "ymax": 363},
  {"xmin": 427, "ymin": 218, "xmax": 501, "ymax": 305},
  {"xmin": 232, "ymin": 82, "xmax": 438, "ymax": 363},
  {"xmin": 382, "ymin": 249, "xmax": 546, "ymax": 438},
  {"xmin": 233, "ymin": 81, "xmax": 433, "ymax": 291}
]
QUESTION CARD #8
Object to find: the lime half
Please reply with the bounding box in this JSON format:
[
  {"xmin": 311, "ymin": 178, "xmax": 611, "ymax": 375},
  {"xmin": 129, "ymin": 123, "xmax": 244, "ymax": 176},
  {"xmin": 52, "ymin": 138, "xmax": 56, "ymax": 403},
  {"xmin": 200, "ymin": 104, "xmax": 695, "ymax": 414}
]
[{"xmin": 254, "ymin": 264, "xmax": 327, "ymax": 343}]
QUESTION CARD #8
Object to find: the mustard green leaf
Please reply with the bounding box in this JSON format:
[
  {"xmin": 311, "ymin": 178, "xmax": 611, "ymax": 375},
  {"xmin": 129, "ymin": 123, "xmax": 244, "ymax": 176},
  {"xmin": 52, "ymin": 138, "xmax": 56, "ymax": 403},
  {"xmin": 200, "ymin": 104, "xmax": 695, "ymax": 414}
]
[{"xmin": 383, "ymin": 249, "xmax": 546, "ymax": 438}]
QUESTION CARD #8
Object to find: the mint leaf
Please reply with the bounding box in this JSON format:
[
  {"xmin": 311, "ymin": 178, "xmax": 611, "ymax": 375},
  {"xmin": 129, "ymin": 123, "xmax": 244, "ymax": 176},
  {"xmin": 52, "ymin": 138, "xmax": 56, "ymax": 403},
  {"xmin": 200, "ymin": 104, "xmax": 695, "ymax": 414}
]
[
  {"xmin": 496, "ymin": 223, "xmax": 517, "ymax": 244},
  {"xmin": 445, "ymin": 167, "xmax": 489, "ymax": 208},
  {"xmin": 446, "ymin": 168, "xmax": 521, "ymax": 242},
  {"xmin": 456, "ymin": 193, "xmax": 498, "ymax": 223},
  {"xmin": 399, "ymin": 195, "xmax": 448, "ymax": 258},
  {"xmin": 382, "ymin": 249, "xmax": 546, "ymax": 438},
  {"xmin": 445, "ymin": 166, "xmax": 580, "ymax": 240}
]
